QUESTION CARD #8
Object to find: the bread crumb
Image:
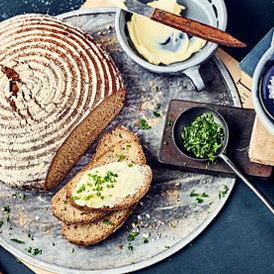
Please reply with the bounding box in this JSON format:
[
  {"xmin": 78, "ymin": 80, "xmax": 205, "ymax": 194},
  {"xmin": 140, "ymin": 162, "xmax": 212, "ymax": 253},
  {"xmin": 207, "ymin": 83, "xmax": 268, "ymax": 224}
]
[
  {"xmin": 118, "ymin": 245, "xmax": 123, "ymax": 249},
  {"xmin": 138, "ymin": 102, "xmax": 143, "ymax": 112}
]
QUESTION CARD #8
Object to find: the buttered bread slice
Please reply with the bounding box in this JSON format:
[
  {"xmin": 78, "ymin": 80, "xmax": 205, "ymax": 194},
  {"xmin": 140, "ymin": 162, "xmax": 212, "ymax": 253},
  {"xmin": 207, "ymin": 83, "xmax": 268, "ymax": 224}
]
[
  {"xmin": 68, "ymin": 141, "xmax": 152, "ymax": 212},
  {"xmin": 51, "ymin": 127, "xmax": 140, "ymax": 224},
  {"xmin": 70, "ymin": 161, "xmax": 151, "ymax": 211}
]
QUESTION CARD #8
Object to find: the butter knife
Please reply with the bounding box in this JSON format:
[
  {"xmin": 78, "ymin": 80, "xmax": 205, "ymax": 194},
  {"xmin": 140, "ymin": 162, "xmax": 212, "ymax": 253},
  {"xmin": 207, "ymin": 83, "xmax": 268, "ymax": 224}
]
[{"xmin": 108, "ymin": 0, "xmax": 247, "ymax": 48}]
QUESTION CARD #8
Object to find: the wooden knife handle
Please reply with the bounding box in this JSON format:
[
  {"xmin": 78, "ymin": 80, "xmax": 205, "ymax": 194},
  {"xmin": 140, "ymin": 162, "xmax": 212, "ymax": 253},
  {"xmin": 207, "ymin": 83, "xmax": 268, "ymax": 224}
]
[{"xmin": 151, "ymin": 8, "xmax": 246, "ymax": 47}]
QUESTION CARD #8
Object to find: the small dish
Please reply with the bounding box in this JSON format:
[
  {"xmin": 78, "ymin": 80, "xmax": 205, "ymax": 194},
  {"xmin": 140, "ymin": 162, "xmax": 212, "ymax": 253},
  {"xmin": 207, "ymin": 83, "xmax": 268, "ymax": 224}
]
[
  {"xmin": 172, "ymin": 106, "xmax": 228, "ymax": 161},
  {"xmin": 259, "ymin": 59, "xmax": 274, "ymax": 120},
  {"xmin": 252, "ymin": 45, "xmax": 274, "ymax": 135},
  {"xmin": 115, "ymin": 0, "xmax": 228, "ymax": 91}
]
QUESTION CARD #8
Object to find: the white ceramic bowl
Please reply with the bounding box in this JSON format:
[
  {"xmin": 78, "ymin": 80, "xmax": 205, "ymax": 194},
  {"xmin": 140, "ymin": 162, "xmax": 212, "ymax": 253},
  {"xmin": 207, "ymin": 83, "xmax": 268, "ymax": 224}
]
[
  {"xmin": 115, "ymin": 0, "xmax": 228, "ymax": 91},
  {"xmin": 252, "ymin": 45, "xmax": 274, "ymax": 135}
]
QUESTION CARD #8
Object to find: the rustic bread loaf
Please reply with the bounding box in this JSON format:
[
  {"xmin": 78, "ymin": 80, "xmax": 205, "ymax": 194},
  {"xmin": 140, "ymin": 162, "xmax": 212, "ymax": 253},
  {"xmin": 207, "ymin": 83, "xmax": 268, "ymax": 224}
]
[
  {"xmin": 68, "ymin": 141, "xmax": 152, "ymax": 212},
  {"xmin": 0, "ymin": 14, "xmax": 125, "ymax": 190},
  {"xmin": 51, "ymin": 127, "xmax": 139, "ymax": 224}
]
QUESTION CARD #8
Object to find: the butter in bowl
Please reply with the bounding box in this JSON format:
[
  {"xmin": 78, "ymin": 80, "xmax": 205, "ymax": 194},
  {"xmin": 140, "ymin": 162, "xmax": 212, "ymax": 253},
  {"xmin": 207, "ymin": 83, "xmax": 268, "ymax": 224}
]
[{"xmin": 114, "ymin": 0, "xmax": 228, "ymax": 91}]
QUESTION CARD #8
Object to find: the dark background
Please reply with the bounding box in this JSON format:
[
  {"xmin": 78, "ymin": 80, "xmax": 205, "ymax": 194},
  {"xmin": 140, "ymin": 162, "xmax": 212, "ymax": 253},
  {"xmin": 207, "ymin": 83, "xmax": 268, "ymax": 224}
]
[{"xmin": 0, "ymin": 1, "xmax": 274, "ymax": 274}]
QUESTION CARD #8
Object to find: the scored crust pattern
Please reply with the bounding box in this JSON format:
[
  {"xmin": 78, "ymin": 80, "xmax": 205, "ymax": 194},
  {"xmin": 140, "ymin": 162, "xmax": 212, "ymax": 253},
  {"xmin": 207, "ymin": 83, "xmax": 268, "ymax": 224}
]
[{"xmin": 0, "ymin": 14, "xmax": 125, "ymax": 190}]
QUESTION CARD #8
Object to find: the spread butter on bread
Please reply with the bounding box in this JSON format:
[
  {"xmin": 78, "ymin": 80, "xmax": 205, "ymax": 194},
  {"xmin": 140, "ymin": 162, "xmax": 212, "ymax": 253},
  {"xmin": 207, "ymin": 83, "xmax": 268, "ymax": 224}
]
[{"xmin": 70, "ymin": 161, "xmax": 152, "ymax": 210}]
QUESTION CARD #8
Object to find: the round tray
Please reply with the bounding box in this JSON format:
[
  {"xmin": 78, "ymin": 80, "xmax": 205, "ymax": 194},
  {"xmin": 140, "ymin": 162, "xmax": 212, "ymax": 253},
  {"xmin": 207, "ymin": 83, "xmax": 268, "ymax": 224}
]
[{"xmin": 0, "ymin": 8, "xmax": 240, "ymax": 274}]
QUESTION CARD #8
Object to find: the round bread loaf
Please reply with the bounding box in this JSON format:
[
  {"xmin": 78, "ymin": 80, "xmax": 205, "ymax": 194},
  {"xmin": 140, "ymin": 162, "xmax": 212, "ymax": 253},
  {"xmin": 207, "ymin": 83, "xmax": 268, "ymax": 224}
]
[{"xmin": 0, "ymin": 14, "xmax": 126, "ymax": 190}]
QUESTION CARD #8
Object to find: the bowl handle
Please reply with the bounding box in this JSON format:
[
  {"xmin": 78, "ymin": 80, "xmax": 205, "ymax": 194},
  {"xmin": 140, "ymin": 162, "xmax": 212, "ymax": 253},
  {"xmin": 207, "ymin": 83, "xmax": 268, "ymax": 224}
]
[{"xmin": 183, "ymin": 65, "xmax": 205, "ymax": 91}]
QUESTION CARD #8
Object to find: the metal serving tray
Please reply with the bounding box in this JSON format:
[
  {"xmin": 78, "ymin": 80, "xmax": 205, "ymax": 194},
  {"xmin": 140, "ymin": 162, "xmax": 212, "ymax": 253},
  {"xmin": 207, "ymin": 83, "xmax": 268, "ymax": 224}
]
[{"xmin": 0, "ymin": 8, "xmax": 239, "ymax": 274}]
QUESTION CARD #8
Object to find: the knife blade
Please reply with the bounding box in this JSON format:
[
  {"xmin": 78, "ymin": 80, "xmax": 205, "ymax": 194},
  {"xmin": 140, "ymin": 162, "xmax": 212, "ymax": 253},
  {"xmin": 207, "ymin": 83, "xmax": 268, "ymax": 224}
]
[{"xmin": 108, "ymin": 0, "xmax": 247, "ymax": 48}]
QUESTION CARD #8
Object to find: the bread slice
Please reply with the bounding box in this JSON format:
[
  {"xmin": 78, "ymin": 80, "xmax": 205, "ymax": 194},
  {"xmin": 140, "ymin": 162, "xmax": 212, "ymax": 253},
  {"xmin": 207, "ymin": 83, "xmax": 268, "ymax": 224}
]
[
  {"xmin": 92, "ymin": 126, "xmax": 140, "ymax": 161},
  {"xmin": 45, "ymin": 90, "xmax": 126, "ymax": 191},
  {"xmin": 68, "ymin": 141, "xmax": 152, "ymax": 212},
  {"xmin": 51, "ymin": 183, "xmax": 107, "ymax": 225},
  {"xmin": 61, "ymin": 204, "xmax": 136, "ymax": 246},
  {"xmin": 51, "ymin": 127, "xmax": 139, "ymax": 224}
]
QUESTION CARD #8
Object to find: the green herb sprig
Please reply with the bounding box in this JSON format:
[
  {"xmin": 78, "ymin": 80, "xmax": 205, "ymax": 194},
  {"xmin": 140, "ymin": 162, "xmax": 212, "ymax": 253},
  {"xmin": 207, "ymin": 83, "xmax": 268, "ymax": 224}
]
[
  {"xmin": 128, "ymin": 232, "xmax": 139, "ymax": 241},
  {"xmin": 72, "ymin": 170, "xmax": 118, "ymax": 202},
  {"xmin": 11, "ymin": 239, "xmax": 25, "ymax": 244},
  {"xmin": 33, "ymin": 248, "xmax": 42, "ymax": 255},
  {"xmin": 103, "ymin": 219, "xmax": 114, "ymax": 225},
  {"xmin": 4, "ymin": 205, "xmax": 10, "ymax": 213},
  {"xmin": 138, "ymin": 119, "xmax": 150, "ymax": 130},
  {"xmin": 219, "ymin": 184, "xmax": 229, "ymax": 199},
  {"xmin": 190, "ymin": 190, "xmax": 209, "ymax": 198}
]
